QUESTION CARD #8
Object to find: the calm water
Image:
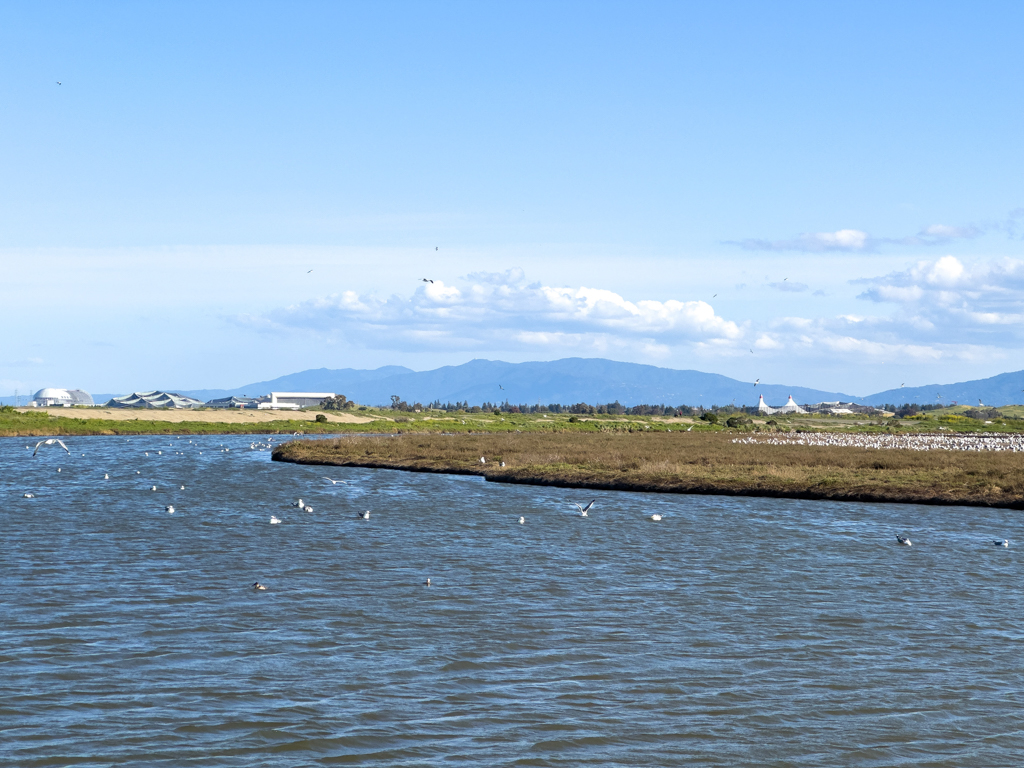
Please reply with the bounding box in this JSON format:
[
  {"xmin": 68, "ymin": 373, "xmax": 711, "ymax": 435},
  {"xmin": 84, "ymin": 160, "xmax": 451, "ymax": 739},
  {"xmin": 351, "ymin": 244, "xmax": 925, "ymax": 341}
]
[{"xmin": 2, "ymin": 434, "xmax": 1022, "ymax": 767}]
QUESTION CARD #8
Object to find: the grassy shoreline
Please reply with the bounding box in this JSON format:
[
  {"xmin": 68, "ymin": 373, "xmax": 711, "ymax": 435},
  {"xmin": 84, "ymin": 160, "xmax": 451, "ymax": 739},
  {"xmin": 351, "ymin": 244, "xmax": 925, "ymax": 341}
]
[
  {"xmin": 271, "ymin": 432, "xmax": 1024, "ymax": 510},
  {"xmin": 5, "ymin": 403, "xmax": 1024, "ymax": 438}
]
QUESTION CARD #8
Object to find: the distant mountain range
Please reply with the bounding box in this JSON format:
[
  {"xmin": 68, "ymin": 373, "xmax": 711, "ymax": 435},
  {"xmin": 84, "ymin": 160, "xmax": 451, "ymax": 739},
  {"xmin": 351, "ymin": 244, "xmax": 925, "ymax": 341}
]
[
  {"xmin": 8, "ymin": 358, "xmax": 1021, "ymax": 409},
  {"xmin": 166, "ymin": 358, "xmax": 1020, "ymax": 408}
]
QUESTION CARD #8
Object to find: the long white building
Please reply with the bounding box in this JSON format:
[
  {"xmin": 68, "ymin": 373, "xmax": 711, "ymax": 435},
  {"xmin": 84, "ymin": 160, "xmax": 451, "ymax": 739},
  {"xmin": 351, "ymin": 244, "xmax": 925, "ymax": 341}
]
[{"xmin": 256, "ymin": 392, "xmax": 335, "ymax": 410}]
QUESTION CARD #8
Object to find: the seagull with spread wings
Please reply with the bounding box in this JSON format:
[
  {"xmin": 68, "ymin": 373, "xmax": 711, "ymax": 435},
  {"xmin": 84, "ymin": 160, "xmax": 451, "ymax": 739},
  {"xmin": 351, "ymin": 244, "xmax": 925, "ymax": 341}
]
[
  {"xmin": 574, "ymin": 500, "xmax": 596, "ymax": 517},
  {"xmin": 33, "ymin": 438, "xmax": 70, "ymax": 457}
]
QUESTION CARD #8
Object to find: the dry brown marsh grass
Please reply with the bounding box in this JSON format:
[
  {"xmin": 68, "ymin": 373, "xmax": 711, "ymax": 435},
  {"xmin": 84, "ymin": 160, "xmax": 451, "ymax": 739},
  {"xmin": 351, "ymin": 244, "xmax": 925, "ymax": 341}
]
[{"xmin": 273, "ymin": 432, "xmax": 1024, "ymax": 509}]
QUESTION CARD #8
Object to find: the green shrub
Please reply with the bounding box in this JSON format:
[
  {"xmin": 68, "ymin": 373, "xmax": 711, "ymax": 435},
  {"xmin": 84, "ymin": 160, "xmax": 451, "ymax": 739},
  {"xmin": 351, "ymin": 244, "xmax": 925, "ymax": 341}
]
[{"xmin": 315, "ymin": 414, "xmax": 328, "ymax": 423}]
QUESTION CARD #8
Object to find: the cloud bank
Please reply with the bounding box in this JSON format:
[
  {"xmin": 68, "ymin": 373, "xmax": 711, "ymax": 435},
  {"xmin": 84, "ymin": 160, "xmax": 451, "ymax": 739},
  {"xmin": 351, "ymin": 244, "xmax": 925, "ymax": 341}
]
[
  {"xmin": 243, "ymin": 270, "xmax": 743, "ymax": 355},
  {"xmin": 241, "ymin": 257, "xmax": 1024, "ymax": 372}
]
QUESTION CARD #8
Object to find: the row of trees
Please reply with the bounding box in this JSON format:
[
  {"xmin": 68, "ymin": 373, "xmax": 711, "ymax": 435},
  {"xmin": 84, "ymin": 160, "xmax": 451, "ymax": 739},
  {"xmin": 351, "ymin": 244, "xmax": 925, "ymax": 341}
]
[{"xmin": 327, "ymin": 394, "xmax": 998, "ymax": 418}]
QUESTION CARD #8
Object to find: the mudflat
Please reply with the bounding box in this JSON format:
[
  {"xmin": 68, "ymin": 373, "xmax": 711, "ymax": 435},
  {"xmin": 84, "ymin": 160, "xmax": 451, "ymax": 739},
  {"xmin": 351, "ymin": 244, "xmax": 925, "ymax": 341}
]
[{"xmin": 273, "ymin": 431, "xmax": 1024, "ymax": 509}]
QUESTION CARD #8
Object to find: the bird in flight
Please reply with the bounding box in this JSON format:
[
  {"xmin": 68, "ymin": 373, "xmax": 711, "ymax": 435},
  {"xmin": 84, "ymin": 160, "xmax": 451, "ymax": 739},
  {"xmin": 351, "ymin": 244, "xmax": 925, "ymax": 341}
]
[
  {"xmin": 56, "ymin": 81, "xmax": 62, "ymax": 85},
  {"xmin": 901, "ymin": 383, "xmax": 905, "ymax": 388},
  {"xmin": 574, "ymin": 500, "xmax": 596, "ymax": 517},
  {"xmin": 712, "ymin": 294, "xmax": 717, "ymax": 298},
  {"xmin": 421, "ymin": 278, "xmax": 434, "ymax": 284},
  {"xmin": 750, "ymin": 349, "xmax": 754, "ymax": 353},
  {"xmin": 435, "ymin": 246, "xmax": 438, "ymax": 251},
  {"xmin": 33, "ymin": 438, "xmax": 70, "ymax": 456},
  {"xmin": 498, "ymin": 384, "xmax": 504, "ymax": 390},
  {"xmin": 307, "ymin": 269, "xmax": 313, "ymax": 273},
  {"xmin": 322, "ymin": 477, "xmax": 347, "ymax": 484},
  {"xmin": 754, "ymin": 378, "xmax": 760, "ymax": 386}
]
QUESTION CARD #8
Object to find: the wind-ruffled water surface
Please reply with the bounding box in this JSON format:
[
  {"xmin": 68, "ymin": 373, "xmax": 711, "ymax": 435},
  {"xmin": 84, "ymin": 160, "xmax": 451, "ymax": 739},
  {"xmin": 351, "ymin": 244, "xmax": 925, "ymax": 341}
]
[{"xmin": 2, "ymin": 434, "xmax": 1022, "ymax": 766}]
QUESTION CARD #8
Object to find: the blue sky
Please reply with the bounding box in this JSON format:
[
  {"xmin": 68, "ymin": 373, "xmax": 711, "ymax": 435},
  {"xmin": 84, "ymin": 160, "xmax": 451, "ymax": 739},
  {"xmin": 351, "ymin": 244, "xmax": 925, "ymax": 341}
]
[{"xmin": 3, "ymin": 1, "xmax": 1024, "ymax": 398}]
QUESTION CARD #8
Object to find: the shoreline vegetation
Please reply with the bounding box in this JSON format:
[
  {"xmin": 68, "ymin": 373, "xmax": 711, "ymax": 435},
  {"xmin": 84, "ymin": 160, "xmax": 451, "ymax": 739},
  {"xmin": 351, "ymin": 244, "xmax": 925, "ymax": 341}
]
[
  {"xmin": 6, "ymin": 403, "xmax": 1023, "ymax": 507},
  {"xmin": 4, "ymin": 402, "xmax": 1024, "ymax": 438},
  {"xmin": 272, "ymin": 432, "xmax": 1024, "ymax": 510}
]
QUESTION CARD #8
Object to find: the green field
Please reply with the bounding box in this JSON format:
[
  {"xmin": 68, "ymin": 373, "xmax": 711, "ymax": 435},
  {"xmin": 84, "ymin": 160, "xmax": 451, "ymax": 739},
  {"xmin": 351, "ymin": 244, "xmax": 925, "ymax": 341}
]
[{"xmin": 3, "ymin": 403, "xmax": 1024, "ymax": 438}]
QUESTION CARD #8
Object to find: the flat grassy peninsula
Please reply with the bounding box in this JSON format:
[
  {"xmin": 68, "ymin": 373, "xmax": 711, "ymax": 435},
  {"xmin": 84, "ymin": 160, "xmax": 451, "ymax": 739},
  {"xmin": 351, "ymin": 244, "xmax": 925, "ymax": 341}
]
[{"xmin": 272, "ymin": 432, "xmax": 1024, "ymax": 509}]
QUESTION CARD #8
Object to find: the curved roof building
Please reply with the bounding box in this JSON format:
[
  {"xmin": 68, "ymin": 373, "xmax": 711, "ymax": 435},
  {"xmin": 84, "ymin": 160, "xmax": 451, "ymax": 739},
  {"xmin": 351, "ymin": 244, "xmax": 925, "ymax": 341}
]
[
  {"xmin": 104, "ymin": 391, "xmax": 204, "ymax": 409},
  {"xmin": 31, "ymin": 388, "xmax": 94, "ymax": 407}
]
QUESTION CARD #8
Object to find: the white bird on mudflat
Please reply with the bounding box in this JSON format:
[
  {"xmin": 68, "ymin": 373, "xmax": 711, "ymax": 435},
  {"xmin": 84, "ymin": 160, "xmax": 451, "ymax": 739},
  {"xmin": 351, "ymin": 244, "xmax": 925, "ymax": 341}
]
[
  {"xmin": 270, "ymin": 516, "xmax": 282, "ymax": 524},
  {"xmin": 686, "ymin": 426, "xmax": 693, "ymax": 432},
  {"xmin": 500, "ymin": 461, "xmax": 506, "ymax": 467},
  {"xmin": 33, "ymin": 438, "xmax": 70, "ymax": 457},
  {"xmin": 896, "ymin": 535, "xmax": 912, "ymax": 546},
  {"xmin": 519, "ymin": 516, "xmax": 525, "ymax": 524},
  {"xmin": 575, "ymin": 500, "xmax": 596, "ymax": 517},
  {"xmin": 166, "ymin": 505, "xmax": 175, "ymax": 514},
  {"xmin": 357, "ymin": 510, "xmax": 370, "ymax": 519},
  {"xmin": 480, "ymin": 457, "xmax": 486, "ymax": 464},
  {"xmin": 323, "ymin": 477, "xmax": 347, "ymax": 484},
  {"xmin": 650, "ymin": 513, "xmax": 663, "ymax": 521},
  {"xmin": 994, "ymin": 539, "xmax": 1009, "ymax": 547}
]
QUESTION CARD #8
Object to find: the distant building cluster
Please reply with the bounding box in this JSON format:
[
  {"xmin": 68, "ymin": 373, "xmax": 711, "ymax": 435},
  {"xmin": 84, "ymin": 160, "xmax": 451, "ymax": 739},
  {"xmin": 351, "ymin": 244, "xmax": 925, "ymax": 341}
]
[{"xmin": 26, "ymin": 388, "xmax": 336, "ymax": 410}]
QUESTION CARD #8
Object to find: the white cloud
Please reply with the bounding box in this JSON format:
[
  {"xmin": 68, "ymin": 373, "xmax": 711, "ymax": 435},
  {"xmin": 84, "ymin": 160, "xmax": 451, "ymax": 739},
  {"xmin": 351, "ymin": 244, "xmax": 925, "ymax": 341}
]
[
  {"xmin": 728, "ymin": 215, "xmax": 995, "ymax": 253},
  {"xmin": 730, "ymin": 228, "xmax": 871, "ymax": 253},
  {"xmin": 243, "ymin": 274, "xmax": 744, "ymax": 354}
]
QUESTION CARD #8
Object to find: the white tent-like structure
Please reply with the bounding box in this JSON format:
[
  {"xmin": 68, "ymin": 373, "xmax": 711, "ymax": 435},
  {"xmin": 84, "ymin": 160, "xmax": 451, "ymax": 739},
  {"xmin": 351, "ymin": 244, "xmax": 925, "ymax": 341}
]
[
  {"xmin": 757, "ymin": 394, "xmax": 806, "ymax": 415},
  {"xmin": 104, "ymin": 391, "xmax": 204, "ymax": 409}
]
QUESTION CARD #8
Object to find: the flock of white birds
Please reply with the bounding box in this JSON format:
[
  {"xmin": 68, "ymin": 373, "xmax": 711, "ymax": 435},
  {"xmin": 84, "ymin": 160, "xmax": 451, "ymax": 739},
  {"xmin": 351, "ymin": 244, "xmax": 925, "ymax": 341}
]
[
  {"xmin": 23, "ymin": 436, "xmax": 677, "ymax": 592},
  {"xmin": 733, "ymin": 432, "xmax": 1024, "ymax": 452}
]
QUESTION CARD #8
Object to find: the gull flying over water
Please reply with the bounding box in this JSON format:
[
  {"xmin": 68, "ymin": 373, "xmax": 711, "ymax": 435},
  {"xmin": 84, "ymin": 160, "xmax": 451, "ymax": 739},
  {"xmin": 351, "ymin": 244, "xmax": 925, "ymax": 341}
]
[
  {"xmin": 754, "ymin": 378, "xmax": 759, "ymax": 386},
  {"xmin": 575, "ymin": 500, "xmax": 596, "ymax": 517},
  {"xmin": 33, "ymin": 438, "xmax": 70, "ymax": 457},
  {"xmin": 421, "ymin": 278, "xmax": 434, "ymax": 284},
  {"xmin": 323, "ymin": 477, "xmax": 347, "ymax": 484}
]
